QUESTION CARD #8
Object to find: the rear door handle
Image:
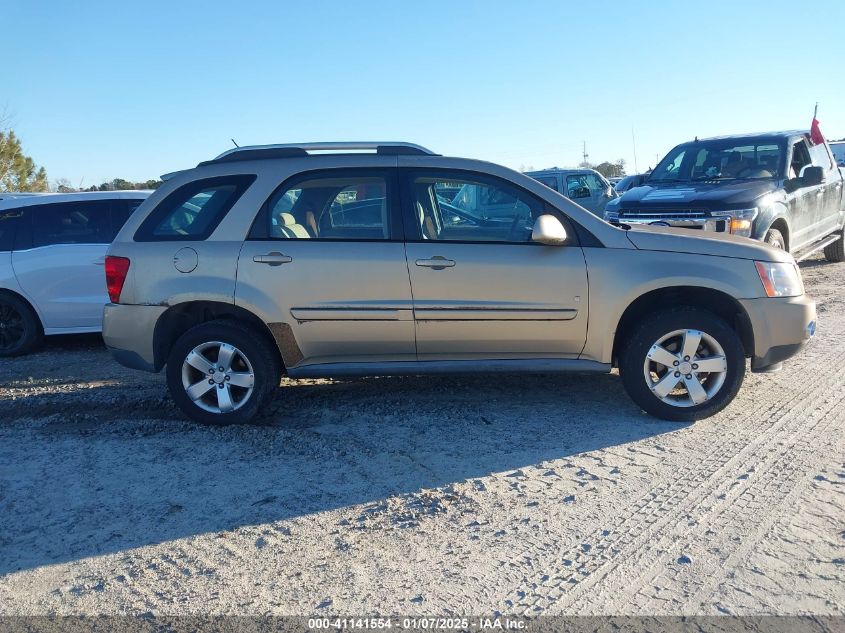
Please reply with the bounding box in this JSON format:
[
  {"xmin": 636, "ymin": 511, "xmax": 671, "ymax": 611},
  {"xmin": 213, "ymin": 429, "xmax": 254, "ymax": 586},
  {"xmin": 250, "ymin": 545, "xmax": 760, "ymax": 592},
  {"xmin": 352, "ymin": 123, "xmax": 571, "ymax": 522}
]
[
  {"xmin": 416, "ymin": 256, "xmax": 456, "ymax": 270},
  {"xmin": 253, "ymin": 252, "xmax": 293, "ymax": 266}
]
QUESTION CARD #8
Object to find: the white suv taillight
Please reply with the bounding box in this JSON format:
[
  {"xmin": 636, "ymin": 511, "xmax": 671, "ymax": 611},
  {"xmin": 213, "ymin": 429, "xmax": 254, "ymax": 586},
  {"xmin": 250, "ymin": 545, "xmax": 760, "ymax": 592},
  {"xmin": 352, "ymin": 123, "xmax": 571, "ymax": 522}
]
[{"xmin": 105, "ymin": 256, "xmax": 130, "ymax": 303}]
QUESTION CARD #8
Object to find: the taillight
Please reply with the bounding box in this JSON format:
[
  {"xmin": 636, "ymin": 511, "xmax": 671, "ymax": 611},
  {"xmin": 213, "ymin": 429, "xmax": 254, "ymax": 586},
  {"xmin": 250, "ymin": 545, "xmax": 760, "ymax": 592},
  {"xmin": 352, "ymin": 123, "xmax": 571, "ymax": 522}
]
[{"xmin": 105, "ymin": 256, "xmax": 131, "ymax": 303}]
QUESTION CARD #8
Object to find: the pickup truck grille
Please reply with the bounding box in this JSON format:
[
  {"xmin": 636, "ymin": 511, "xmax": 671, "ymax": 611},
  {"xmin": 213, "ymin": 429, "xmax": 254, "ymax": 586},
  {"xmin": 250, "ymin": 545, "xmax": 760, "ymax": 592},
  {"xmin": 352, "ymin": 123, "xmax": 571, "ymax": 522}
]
[{"xmin": 618, "ymin": 209, "xmax": 708, "ymax": 220}]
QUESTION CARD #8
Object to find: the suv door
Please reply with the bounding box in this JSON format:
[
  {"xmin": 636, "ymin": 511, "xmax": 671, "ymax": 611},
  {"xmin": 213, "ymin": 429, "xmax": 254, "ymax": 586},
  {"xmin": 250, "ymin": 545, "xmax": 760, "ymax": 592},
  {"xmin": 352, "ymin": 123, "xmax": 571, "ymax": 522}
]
[
  {"xmin": 236, "ymin": 169, "xmax": 415, "ymax": 366},
  {"xmin": 12, "ymin": 200, "xmax": 114, "ymax": 330},
  {"xmin": 400, "ymin": 168, "xmax": 588, "ymax": 359}
]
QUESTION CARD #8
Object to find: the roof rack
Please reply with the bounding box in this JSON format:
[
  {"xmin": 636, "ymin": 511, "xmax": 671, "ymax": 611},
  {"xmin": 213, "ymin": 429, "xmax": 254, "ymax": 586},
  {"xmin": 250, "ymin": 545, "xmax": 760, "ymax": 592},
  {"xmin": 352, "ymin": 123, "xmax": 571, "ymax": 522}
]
[{"xmin": 200, "ymin": 142, "xmax": 438, "ymax": 166}]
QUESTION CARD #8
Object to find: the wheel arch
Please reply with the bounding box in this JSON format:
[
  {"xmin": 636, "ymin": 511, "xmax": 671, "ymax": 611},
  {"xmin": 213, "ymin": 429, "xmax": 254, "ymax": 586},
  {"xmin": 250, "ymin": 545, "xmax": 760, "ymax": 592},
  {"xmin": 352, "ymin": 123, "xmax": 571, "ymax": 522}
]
[
  {"xmin": 611, "ymin": 286, "xmax": 754, "ymax": 366},
  {"xmin": 152, "ymin": 300, "xmax": 284, "ymax": 371},
  {"xmin": 765, "ymin": 216, "xmax": 790, "ymax": 251}
]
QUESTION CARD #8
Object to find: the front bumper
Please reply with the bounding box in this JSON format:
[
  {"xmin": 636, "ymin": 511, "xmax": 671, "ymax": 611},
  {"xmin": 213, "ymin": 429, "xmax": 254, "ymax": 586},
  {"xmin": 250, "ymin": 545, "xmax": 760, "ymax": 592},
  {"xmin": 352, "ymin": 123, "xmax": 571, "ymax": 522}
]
[
  {"xmin": 102, "ymin": 303, "xmax": 168, "ymax": 372},
  {"xmin": 739, "ymin": 294, "xmax": 816, "ymax": 372}
]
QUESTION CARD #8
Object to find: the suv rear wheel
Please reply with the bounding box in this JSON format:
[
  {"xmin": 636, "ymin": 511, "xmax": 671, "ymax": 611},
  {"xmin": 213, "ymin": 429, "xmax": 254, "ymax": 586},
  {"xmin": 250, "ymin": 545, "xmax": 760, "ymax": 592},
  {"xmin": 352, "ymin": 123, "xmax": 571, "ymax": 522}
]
[
  {"xmin": 0, "ymin": 293, "xmax": 43, "ymax": 357},
  {"xmin": 166, "ymin": 320, "xmax": 281, "ymax": 425},
  {"xmin": 823, "ymin": 230, "xmax": 845, "ymax": 263},
  {"xmin": 619, "ymin": 308, "xmax": 745, "ymax": 422}
]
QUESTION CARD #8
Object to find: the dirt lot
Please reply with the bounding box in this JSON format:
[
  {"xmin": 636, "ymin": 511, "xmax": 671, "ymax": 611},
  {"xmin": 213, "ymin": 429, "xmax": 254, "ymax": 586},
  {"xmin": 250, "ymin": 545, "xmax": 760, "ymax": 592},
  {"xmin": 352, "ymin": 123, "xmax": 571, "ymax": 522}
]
[{"xmin": 0, "ymin": 256, "xmax": 843, "ymax": 617}]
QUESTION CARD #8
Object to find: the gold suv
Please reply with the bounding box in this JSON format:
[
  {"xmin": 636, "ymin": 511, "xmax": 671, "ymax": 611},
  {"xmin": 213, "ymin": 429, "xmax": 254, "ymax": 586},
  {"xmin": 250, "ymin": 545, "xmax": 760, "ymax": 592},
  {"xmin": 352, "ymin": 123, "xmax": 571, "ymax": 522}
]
[{"xmin": 102, "ymin": 143, "xmax": 816, "ymax": 424}]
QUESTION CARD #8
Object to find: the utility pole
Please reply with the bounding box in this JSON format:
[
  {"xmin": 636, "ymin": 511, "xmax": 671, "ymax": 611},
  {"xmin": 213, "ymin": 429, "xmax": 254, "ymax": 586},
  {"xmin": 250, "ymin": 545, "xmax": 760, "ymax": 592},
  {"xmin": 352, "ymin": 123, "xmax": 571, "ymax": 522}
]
[{"xmin": 582, "ymin": 141, "xmax": 589, "ymax": 166}]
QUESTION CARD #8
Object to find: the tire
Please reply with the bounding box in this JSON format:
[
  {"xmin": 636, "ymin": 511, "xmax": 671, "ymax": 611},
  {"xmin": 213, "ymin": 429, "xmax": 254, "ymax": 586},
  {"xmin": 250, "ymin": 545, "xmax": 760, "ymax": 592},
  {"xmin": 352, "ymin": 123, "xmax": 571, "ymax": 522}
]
[
  {"xmin": 823, "ymin": 231, "xmax": 845, "ymax": 263},
  {"xmin": 764, "ymin": 228, "xmax": 786, "ymax": 250},
  {"xmin": 166, "ymin": 319, "xmax": 281, "ymax": 425},
  {"xmin": 0, "ymin": 293, "xmax": 43, "ymax": 357},
  {"xmin": 619, "ymin": 308, "xmax": 746, "ymax": 422}
]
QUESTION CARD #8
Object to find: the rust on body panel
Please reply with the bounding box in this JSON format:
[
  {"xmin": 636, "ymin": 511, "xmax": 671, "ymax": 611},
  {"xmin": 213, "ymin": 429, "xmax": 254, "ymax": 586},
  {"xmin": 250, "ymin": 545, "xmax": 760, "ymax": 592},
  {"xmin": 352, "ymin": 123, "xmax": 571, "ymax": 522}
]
[{"xmin": 266, "ymin": 322, "xmax": 304, "ymax": 368}]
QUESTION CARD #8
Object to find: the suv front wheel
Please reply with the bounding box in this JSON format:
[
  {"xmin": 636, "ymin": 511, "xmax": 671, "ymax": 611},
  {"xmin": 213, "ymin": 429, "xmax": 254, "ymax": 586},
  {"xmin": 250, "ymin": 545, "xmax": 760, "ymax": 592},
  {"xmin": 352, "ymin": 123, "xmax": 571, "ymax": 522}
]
[
  {"xmin": 619, "ymin": 308, "xmax": 745, "ymax": 422},
  {"xmin": 166, "ymin": 320, "xmax": 281, "ymax": 425}
]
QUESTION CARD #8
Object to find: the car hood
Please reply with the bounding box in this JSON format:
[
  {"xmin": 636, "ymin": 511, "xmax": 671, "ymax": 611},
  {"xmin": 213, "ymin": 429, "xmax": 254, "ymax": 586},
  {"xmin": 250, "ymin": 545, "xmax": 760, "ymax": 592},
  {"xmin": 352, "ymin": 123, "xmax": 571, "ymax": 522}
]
[
  {"xmin": 625, "ymin": 224, "xmax": 793, "ymax": 262},
  {"xmin": 621, "ymin": 180, "xmax": 778, "ymax": 207}
]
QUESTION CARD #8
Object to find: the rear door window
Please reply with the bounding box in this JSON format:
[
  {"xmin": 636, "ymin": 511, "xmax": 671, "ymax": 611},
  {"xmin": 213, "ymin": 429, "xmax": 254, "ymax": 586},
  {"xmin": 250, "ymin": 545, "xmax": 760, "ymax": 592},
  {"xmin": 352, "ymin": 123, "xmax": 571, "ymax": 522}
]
[
  {"xmin": 260, "ymin": 171, "xmax": 394, "ymax": 240},
  {"xmin": 31, "ymin": 201, "xmax": 113, "ymax": 247}
]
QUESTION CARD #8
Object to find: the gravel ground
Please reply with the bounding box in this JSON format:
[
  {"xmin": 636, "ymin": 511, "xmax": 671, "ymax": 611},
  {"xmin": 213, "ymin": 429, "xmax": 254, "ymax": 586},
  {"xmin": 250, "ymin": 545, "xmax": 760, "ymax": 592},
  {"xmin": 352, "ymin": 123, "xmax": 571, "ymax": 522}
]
[{"xmin": 0, "ymin": 256, "xmax": 843, "ymax": 616}]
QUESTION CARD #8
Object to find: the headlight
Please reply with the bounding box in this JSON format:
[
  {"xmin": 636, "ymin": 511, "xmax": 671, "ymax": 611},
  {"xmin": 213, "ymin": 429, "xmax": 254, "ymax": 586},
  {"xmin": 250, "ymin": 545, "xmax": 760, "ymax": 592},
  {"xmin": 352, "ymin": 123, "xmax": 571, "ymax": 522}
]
[
  {"xmin": 712, "ymin": 208, "xmax": 758, "ymax": 237},
  {"xmin": 754, "ymin": 261, "xmax": 803, "ymax": 297}
]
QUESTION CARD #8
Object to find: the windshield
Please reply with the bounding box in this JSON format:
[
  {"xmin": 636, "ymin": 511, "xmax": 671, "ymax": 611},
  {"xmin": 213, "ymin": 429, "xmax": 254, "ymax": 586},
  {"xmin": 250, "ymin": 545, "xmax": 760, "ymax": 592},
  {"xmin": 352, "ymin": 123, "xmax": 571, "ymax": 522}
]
[{"xmin": 650, "ymin": 140, "xmax": 784, "ymax": 182}]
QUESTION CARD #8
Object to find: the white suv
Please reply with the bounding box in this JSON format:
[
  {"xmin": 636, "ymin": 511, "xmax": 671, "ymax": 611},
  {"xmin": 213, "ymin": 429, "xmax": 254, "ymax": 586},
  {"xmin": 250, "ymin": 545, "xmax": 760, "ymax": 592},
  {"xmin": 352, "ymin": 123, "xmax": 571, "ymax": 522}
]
[{"xmin": 0, "ymin": 190, "xmax": 150, "ymax": 355}]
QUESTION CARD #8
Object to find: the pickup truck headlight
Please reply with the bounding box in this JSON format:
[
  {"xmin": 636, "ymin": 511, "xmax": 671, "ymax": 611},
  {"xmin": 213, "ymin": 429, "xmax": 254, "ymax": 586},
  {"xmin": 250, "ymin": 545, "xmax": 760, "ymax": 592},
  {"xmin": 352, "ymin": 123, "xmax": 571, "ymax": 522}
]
[
  {"xmin": 712, "ymin": 208, "xmax": 758, "ymax": 237},
  {"xmin": 754, "ymin": 261, "xmax": 803, "ymax": 297}
]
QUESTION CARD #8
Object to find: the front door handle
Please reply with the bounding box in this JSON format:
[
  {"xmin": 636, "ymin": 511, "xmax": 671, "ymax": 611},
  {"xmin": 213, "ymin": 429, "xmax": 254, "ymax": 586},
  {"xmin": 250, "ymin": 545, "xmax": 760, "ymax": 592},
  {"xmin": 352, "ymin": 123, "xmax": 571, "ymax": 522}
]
[
  {"xmin": 416, "ymin": 256, "xmax": 456, "ymax": 270},
  {"xmin": 253, "ymin": 252, "xmax": 293, "ymax": 266}
]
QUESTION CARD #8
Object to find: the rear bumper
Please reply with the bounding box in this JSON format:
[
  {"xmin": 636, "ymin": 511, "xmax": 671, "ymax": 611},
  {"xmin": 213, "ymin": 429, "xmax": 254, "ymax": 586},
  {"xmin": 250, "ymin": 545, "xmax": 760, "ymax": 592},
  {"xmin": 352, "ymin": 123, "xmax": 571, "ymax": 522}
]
[
  {"xmin": 102, "ymin": 303, "xmax": 167, "ymax": 372},
  {"xmin": 739, "ymin": 295, "xmax": 816, "ymax": 372}
]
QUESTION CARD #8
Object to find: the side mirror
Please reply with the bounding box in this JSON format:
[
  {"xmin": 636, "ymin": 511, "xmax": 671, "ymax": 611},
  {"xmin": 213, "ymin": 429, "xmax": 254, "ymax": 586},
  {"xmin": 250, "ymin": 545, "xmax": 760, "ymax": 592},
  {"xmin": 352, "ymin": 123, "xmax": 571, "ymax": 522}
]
[
  {"xmin": 531, "ymin": 214, "xmax": 567, "ymax": 246},
  {"xmin": 802, "ymin": 165, "xmax": 824, "ymax": 186}
]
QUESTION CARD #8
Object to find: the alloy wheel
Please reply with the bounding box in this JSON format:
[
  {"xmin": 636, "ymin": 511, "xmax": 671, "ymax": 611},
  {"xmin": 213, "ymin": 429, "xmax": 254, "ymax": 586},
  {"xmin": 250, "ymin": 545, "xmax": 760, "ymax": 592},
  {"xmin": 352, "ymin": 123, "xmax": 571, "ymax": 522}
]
[
  {"xmin": 642, "ymin": 328, "xmax": 728, "ymax": 408},
  {"xmin": 0, "ymin": 303, "xmax": 26, "ymax": 353},
  {"xmin": 181, "ymin": 341, "xmax": 256, "ymax": 414}
]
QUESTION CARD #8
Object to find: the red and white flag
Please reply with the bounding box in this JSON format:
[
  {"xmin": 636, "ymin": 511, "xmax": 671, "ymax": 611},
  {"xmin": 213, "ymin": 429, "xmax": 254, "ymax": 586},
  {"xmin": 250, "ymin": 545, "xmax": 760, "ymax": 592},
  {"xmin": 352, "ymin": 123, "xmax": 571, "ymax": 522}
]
[{"xmin": 810, "ymin": 115, "xmax": 825, "ymax": 146}]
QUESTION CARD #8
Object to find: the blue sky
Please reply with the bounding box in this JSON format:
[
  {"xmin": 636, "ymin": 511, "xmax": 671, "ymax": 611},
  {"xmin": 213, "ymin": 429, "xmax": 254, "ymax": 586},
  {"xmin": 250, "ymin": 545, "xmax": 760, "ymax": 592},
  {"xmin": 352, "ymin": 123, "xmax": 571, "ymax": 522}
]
[{"xmin": 4, "ymin": 0, "xmax": 845, "ymax": 186}]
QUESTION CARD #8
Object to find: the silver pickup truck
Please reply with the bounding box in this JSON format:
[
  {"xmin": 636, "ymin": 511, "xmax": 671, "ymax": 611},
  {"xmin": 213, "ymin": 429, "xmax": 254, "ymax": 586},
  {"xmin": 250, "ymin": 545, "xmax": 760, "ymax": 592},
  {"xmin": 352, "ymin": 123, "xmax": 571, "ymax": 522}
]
[{"xmin": 604, "ymin": 131, "xmax": 845, "ymax": 263}]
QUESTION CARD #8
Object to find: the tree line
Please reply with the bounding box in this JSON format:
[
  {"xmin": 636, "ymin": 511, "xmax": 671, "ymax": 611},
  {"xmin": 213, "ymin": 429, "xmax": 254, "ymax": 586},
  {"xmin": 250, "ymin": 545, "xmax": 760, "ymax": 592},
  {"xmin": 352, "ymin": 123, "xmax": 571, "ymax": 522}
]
[
  {"xmin": 55, "ymin": 178, "xmax": 162, "ymax": 192},
  {"xmin": 579, "ymin": 159, "xmax": 628, "ymax": 178}
]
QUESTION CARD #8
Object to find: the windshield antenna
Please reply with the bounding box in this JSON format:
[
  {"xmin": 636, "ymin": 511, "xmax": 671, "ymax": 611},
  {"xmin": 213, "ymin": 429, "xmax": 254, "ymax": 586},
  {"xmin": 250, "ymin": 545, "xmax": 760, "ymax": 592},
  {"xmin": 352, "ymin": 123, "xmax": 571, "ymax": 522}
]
[{"xmin": 231, "ymin": 138, "xmax": 240, "ymax": 148}]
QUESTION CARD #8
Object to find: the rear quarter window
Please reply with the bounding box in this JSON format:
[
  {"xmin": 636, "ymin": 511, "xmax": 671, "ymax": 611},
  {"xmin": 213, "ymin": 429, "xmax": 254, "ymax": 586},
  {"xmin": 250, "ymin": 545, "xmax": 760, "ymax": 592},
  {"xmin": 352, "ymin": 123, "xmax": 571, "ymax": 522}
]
[
  {"xmin": 134, "ymin": 175, "xmax": 256, "ymax": 242},
  {"xmin": 0, "ymin": 209, "xmax": 21, "ymax": 251}
]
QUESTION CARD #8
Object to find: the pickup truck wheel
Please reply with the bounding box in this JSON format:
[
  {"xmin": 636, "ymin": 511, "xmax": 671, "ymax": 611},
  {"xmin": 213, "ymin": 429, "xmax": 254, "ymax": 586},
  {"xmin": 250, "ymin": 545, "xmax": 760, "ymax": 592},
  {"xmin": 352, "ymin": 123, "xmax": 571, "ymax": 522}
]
[
  {"xmin": 764, "ymin": 228, "xmax": 785, "ymax": 250},
  {"xmin": 166, "ymin": 319, "xmax": 281, "ymax": 425},
  {"xmin": 0, "ymin": 294, "xmax": 43, "ymax": 357},
  {"xmin": 620, "ymin": 308, "xmax": 745, "ymax": 422},
  {"xmin": 823, "ymin": 231, "xmax": 845, "ymax": 262}
]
